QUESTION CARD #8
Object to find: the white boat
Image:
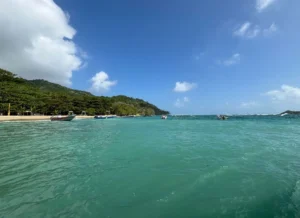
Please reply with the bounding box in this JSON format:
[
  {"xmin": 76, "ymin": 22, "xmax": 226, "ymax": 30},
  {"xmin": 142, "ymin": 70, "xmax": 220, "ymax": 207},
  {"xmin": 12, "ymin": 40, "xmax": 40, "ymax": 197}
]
[
  {"xmin": 95, "ymin": 115, "xmax": 117, "ymax": 119},
  {"xmin": 280, "ymin": 113, "xmax": 288, "ymax": 117},
  {"xmin": 94, "ymin": 115, "xmax": 107, "ymax": 119},
  {"xmin": 106, "ymin": 115, "xmax": 117, "ymax": 119},
  {"xmin": 51, "ymin": 111, "xmax": 76, "ymax": 121},
  {"xmin": 161, "ymin": 115, "xmax": 167, "ymax": 119},
  {"xmin": 217, "ymin": 115, "xmax": 228, "ymax": 120},
  {"xmin": 50, "ymin": 114, "xmax": 76, "ymax": 121}
]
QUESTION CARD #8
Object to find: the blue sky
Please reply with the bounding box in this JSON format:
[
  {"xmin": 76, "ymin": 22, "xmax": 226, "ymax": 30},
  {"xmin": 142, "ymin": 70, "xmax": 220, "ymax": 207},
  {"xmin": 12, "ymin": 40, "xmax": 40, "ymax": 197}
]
[{"xmin": 1, "ymin": 0, "xmax": 300, "ymax": 114}]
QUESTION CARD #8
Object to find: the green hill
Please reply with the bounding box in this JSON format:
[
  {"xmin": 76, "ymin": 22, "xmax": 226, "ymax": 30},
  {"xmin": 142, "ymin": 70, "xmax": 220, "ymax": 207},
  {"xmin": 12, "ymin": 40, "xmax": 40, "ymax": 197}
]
[
  {"xmin": 280, "ymin": 110, "xmax": 300, "ymax": 115},
  {"xmin": 29, "ymin": 79, "xmax": 93, "ymax": 96},
  {"xmin": 0, "ymin": 68, "xmax": 169, "ymax": 116}
]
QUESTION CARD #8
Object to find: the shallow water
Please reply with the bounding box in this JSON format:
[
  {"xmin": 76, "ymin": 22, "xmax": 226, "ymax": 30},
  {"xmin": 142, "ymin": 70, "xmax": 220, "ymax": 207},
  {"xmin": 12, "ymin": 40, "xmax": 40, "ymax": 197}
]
[{"xmin": 1, "ymin": 116, "xmax": 300, "ymax": 217}]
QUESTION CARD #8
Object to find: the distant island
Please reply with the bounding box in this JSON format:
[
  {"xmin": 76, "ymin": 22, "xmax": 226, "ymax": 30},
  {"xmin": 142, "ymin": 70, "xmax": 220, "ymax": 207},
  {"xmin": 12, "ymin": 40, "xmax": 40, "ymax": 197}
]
[
  {"xmin": 280, "ymin": 110, "xmax": 300, "ymax": 115},
  {"xmin": 0, "ymin": 68, "xmax": 169, "ymax": 116}
]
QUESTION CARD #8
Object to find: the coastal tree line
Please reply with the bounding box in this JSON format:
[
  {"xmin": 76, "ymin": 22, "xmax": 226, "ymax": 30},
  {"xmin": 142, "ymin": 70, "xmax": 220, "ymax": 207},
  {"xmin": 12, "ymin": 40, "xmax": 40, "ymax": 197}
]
[{"xmin": 0, "ymin": 69, "xmax": 169, "ymax": 116}]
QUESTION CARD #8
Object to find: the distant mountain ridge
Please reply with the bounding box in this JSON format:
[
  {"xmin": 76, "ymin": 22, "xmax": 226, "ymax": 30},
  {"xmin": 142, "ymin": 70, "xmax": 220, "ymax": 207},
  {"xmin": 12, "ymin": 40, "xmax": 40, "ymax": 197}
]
[
  {"xmin": 280, "ymin": 110, "xmax": 300, "ymax": 115},
  {"xmin": 0, "ymin": 68, "xmax": 169, "ymax": 116}
]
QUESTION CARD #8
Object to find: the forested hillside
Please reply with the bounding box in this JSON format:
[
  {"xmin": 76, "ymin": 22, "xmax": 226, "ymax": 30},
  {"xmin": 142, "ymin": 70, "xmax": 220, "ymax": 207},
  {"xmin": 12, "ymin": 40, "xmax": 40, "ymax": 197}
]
[{"xmin": 0, "ymin": 69, "xmax": 169, "ymax": 116}]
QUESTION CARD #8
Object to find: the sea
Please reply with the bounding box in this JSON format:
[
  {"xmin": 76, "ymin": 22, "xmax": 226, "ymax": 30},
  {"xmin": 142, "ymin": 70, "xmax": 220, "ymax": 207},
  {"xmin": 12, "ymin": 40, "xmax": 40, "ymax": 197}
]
[{"xmin": 1, "ymin": 115, "xmax": 300, "ymax": 218}]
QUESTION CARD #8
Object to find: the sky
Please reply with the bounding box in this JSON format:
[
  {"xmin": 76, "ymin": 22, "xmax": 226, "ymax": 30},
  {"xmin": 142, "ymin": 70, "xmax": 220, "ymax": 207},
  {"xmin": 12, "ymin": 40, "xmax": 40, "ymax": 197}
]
[{"xmin": 1, "ymin": 0, "xmax": 300, "ymax": 114}]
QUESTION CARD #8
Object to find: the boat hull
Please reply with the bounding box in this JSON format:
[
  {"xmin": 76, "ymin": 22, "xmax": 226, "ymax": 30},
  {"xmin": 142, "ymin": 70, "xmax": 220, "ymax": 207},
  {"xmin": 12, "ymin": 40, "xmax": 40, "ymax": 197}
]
[
  {"xmin": 94, "ymin": 115, "xmax": 117, "ymax": 119},
  {"xmin": 217, "ymin": 115, "xmax": 228, "ymax": 120},
  {"xmin": 50, "ymin": 115, "xmax": 76, "ymax": 121},
  {"xmin": 94, "ymin": 116, "xmax": 107, "ymax": 119},
  {"xmin": 106, "ymin": 116, "xmax": 116, "ymax": 119}
]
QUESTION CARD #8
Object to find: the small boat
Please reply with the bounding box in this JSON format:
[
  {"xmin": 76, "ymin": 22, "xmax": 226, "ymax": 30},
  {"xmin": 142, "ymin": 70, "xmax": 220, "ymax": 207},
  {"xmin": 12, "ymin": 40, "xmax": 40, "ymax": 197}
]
[
  {"xmin": 107, "ymin": 115, "xmax": 117, "ymax": 119},
  {"xmin": 161, "ymin": 115, "xmax": 167, "ymax": 120},
  {"xmin": 280, "ymin": 113, "xmax": 288, "ymax": 117},
  {"xmin": 94, "ymin": 115, "xmax": 107, "ymax": 119},
  {"xmin": 51, "ymin": 111, "xmax": 76, "ymax": 121},
  {"xmin": 122, "ymin": 115, "xmax": 136, "ymax": 118},
  {"xmin": 94, "ymin": 115, "xmax": 117, "ymax": 119},
  {"xmin": 217, "ymin": 115, "xmax": 228, "ymax": 120}
]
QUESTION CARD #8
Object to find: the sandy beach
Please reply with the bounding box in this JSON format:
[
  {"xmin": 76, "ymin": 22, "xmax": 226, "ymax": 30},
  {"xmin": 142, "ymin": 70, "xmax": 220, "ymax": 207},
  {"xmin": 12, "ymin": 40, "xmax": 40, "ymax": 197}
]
[{"xmin": 0, "ymin": 116, "xmax": 94, "ymax": 122}]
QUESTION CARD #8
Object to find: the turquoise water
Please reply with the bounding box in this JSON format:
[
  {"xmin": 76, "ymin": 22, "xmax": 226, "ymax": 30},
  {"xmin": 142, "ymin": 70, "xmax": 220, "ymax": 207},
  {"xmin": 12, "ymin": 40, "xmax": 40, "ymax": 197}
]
[{"xmin": 1, "ymin": 116, "xmax": 300, "ymax": 217}]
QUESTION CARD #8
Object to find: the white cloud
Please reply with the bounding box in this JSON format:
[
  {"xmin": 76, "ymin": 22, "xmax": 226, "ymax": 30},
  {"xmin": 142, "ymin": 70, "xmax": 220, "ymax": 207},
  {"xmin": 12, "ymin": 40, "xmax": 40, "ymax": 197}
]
[
  {"xmin": 265, "ymin": 85, "xmax": 300, "ymax": 102},
  {"xmin": 263, "ymin": 85, "xmax": 300, "ymax": 112},
  {"xmin": 241, "ymin": 101, "xmax": 258, "ymax": 108},
  {"xmin": 90, "ymin": 71, "xmax": 117, "ymax": 94},
  {"xmin": 263, "ymin": 23, "xmax": 278, "ymax": 36},
  {"xmin": 173, "ymin": 82, "xmax": 197, "ymax": 92},
  {"xmin": 257, "ymin": 0, "xmax": 276, "ymax": 12},
  {"xmin": 234, "ymin": 22, "xmax": 251, "ymax": 36},
  {"xmin": 234, "ymin": 22, "xmax": 260, "ymax": 39},
  {"xmin": 234, "ymin": 22, "xmax": 277, "ymax": 39},
  {"xmin": 223, "ymin": 53, "xmax": 241, "ymax": 66},
  {"xmin": 0, "ymin": 0, "xmax": 84, "ymax": 86},
  {"xmin": 174, "ymin": 97, "xmax": 190, "ymax": 108}
]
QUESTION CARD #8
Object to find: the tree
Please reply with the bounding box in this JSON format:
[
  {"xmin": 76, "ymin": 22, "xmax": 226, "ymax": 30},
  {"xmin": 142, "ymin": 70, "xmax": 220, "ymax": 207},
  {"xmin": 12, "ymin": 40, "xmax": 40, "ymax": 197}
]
[
  {"xmin": 112, "ymin": 102, "xmax": 137, "ymax": 116},
  {"xmin": 145, "ymin": 108, "xmax": 155, "ymax": 116},
  {"xmin": 86, "ymin": 108, "xmax": 96, "ymax": 116}
]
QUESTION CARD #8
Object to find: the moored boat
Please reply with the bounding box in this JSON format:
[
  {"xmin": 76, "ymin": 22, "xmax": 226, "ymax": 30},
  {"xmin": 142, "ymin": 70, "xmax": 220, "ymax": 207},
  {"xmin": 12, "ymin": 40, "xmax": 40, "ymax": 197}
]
[
  {"xmin": 94, "ymin": 115, "xmax": 107, "ymax": 119},
  {"xmin": 217, "ymin": 115, "xmax": 228, "ymax": 120},
  {"xmin": 121, "ymin": 115, "xmax": 136, "ymax": 118},
  {"xmin": 161, "ymin": 115, "xmax": 167, "ymax": 119},
  {"xmin": 107, "ymin": 115, "xmax": 117, "ymax": 119},
  {"xmin": 94, "ymin": 115, "xmax": 117, "ymax": 119},
  {"xmin": 50, "ymin": 111, "xmax": 76, "ymax": 121}
]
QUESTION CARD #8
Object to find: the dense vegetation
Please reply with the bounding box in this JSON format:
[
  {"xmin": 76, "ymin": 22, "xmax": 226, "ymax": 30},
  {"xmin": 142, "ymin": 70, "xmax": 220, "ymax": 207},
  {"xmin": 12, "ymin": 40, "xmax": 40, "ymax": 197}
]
[{"xmin": 0, "ymin": 69, "xmax": 169, "ymax": 116}]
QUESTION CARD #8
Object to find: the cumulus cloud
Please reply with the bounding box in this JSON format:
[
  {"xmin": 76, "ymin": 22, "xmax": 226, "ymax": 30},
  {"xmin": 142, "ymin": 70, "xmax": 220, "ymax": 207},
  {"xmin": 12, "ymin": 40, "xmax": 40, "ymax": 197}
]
[
  {"xmin": 241, "ymin": 101, "xmax": 258, "ymax": 108},
  {"xmin": 0, "ymin": 0, "xmax": 84, "ymax": 86},
  {"xmin": 174, "ymin": 97, "xmax": 190, "ymax": 108},
  {"xmin": 256, "ymin": 0, "xmax": 276, "ymax": 12},
  {"xmin": 265, "ymin": 85, "xmax": 300, "ymax": 102},
  {"xmin": 223, "ymin": 53, "xmax": 241, "ymax": 66},
  {"xmin": 263, "ymin": 85, "xmax": 300, "ymax": 112},
  {"xmin": 173, "ymin": 82, "xmax": 197, "ymax": 92},
  {"xmin": 90, "ymin": 71, "xmax": 117, "ymax": 94}
]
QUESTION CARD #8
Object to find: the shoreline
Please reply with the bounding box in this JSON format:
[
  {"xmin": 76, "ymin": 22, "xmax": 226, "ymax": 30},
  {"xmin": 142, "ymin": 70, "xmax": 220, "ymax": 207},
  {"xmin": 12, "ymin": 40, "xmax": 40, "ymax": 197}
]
[{"xmin": 0, "ymin": 116, "xmax": 94, "ymax": 122}]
